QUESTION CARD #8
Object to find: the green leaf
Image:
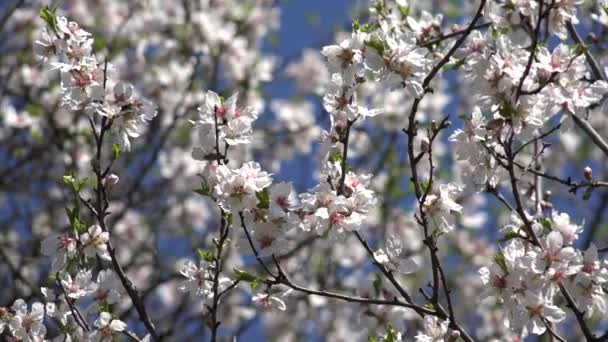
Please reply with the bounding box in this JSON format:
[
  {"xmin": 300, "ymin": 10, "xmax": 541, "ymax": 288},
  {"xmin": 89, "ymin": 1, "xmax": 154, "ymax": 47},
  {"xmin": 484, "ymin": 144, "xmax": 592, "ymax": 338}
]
[
  {"xmin": 98, "ymin": 301, "xmax": 110, "ymax": 312},
  {"xmin": 458, "ymin": 113, "xmax": 472, "ymax": 122},
  {"xmin": 197, "ymin": 248, "xmax": 215, "ymax": 263},
  {"xmin": 194, "ymin": 180, "xmax": 211, "ymax": 197},
  {"xmin": 256, "ymin": 189, "xmax": 270, "ymax": 209},
  {"xmin": 397, "ymin": 5, "xmax": 410, "ymax": 17},
  {"xmin": 63, "ymin": 173, "xmax": 76, "ymax": 186},
  {"xmin": 352, "ymin": 19, "xmax": 361, "ymax": 32},
  {"xmin": 421, "ymin": 179, "xmax": 432, "ymax": 193},
  {"xmin": 250, "ymin": 278, "xmax": 261, "ymax": 290},
  {"xmin": 39, "ymin": 7, "xmax": 58, "ymax": 34},
  {"xmin": 383, "ymin": 325, "xmax": 398, "ymax": 342},
  {"xmin": 232, "ymin": 268, "xmax": 257, "ymax": 282},
  {"xmin": 571, "ymin": 43, "xmax": 588, "ymax": 57},
  {"xmin": 539, "ymin": 217, "xmax": 552, "ymax": 231},
  {"xmin": 422, "ymin": 302, "xmax": 436, "ymax": 311},
  {"xmin": 25, "ymin": 103, "xmax": 44, "ymax": 117},
  {"xmin": 62, "ymin": 172, "xmax": 87, "ymax": 193},
  {"xmin": 449, "ymin": 58, "xmax": 466, "ymax": 70},
  {"xmin": 365, "ymin": 37, "xmax": 385, "ymax": 56},
  {"xmin": 500, "ymin": 231, "xmax": 521, "ymax": 242},
  {"xmin": 372, "ymin": 274, "xmax": 382, "ymax": 296},
  {"xmin": 330, "ymin": 151, "xmax": 343, "ymax": 164},
  {"xmin": 112, "ymin": 143, "xmax": 121, "ymax": 161},
  {"xmin": 494, "ymin": 252, "xmax": 508, "ymax": 273}
]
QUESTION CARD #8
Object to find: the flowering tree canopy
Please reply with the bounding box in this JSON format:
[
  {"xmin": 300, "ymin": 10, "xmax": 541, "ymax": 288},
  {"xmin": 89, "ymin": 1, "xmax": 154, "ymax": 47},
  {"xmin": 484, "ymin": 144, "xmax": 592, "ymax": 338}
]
[{"xmin": 3, "ymin": 0, "xmax": 608, "ymax": 341}]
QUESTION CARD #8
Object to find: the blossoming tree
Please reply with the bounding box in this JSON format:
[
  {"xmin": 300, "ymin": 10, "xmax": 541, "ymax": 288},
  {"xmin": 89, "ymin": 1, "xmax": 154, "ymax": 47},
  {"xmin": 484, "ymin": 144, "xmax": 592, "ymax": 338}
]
[{"xmin": 2, "ymin": 0, "xmax": 608, "ymax": 341}]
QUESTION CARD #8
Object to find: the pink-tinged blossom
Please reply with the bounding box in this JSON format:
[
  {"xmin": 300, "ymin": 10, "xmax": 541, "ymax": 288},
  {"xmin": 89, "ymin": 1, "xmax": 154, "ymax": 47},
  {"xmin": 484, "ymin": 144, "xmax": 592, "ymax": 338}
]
[
  {"xmin": 80, "ymin": 225, "xmax": 111, "ymax": 260},
  {"xmin": 8, "ymin": 299, "xmax": 47, "ymax": 342},
  {"xmin": 89, "ymin": 312, "xmax": 127, "ymax": 342},
  {"xmin": 41, "ymin": 233, "xmax": 77, "ymax": 272}
]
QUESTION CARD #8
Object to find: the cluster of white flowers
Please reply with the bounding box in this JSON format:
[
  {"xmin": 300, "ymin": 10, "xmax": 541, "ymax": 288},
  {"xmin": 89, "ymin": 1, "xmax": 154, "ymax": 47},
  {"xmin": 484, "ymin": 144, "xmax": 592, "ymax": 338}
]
[
  {"xmin": 10, "ymin": 0, "xmax": 608, "ymax": 340},
  {"xmin": 1, "ymin": 271, "xmax": 126, "ymax": 342},
  {"xmin": 479, "ymin": 211, "xmax": 608, "ymax": 336},
  {"xmin": 34, "ymin": 14, "xmax": 157, "ymax": 151},
  {"xmin": 298, "ymin": 167, "xmax": 378, "ymax": 238},
  {"xmin": 179, "ymin": 259, "xmax": 231, "ymax": 300},
  {"xmin": 0, "ymin": 299, "xmax": 46, "ymax": 342},
  {"xmin": 192, "ymin": 91, "xmax": 258, "ymax": 160},
  {"xmin": 41, "ymin": 224, "xmax": 110, "ymax": 272},
  {"xmin": 461, "ymin": 33, "xmax": 607, "ymax": 135}
]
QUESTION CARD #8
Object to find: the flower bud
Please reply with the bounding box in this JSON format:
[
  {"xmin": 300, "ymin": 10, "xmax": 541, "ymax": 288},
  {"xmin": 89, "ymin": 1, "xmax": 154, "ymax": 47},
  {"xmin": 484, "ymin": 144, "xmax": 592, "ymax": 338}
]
[
  {"xmin": 584, "ymin": 166, "xmax": 593, "ymax": 181},
  {"xmin": 105, "ymin": 173, "xmax": 119, "ymax": 186},
  {"xmin": 419, "ymin": 136, "xmax": 430, "ymax": 153}
]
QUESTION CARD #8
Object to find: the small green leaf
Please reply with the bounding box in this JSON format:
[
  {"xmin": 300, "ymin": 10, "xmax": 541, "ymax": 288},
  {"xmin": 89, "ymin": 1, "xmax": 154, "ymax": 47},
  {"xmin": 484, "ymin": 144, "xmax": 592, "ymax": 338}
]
[
  {"xmin": 197, "ymin": 248, "xmax": 215, "ymax": 263},
  {"xmin": 365, "ymin": 37, "xmax": 385, "ymax": 56},
  {"xmin": 25, "ymin": 103, "xmax": 44, "ymax": 117},
  {"xmin": 421, "ymin": 179, "xmax": 432, "ymax": 193},
  {"xmin": 449, "ymin": 58, "xmax": 466, "ymax": 70},
  {"xmin": 251, "ymin": 278, "xmax": 261, "ymax": 290},
  {"xmin": 539, "ymin": 217, "xmax": 552, "ymax": 231},
  {"xmin": 256, "ymin": 189, "xmax": 270, "ymax": 209},
  {"xmin": 372, "ymin": 274, "xmax": 382, "ymax": 296},
  {"xmin": 39, "ymin": 7, "xmax": 58, "ymax": 34},
  {"xmin": 383, "ymin": 325, "xmax": 398, "ymax": 342},
  {"xmin": 98, "ymin": 301, "xmax": 110, "ymax": 312},
  {"xmin": 233, "ymin": 268, "xmax": 257, "ymax": 282},
  {"xmin": 500, "ymin": 231, "xmax": 521, "ymax": 242},
  {"xmin": 458, "ymin": 113, "xmax": 472, "ymax": 122},
  {"xmin": 571, "ymin": 43, "xmax": 588, "ymax": 57},
  {"xmin": 194, "ymin": 180, "xmax": 211, "ymax": 197},
  {"xmin": 112, "ymin": 143, "xmax": 121, "ymax": 161},
  {"xmin": 397, "ymin": 5, "xmax": 410, "ymax": 17},
  {"xmin": 63, "ymin": 173, "xmax": 76, "ymax": 186},
  {"xmin": 494, "ymin": 252, "xmax": 508, "ymax": 273},
  {"xmin": 352, "ymin": 19, "xmax": 361, "ymax": 32},
  {"xmin": 330, "ymin": 151, "xmax": 343, "ymax": 164}
]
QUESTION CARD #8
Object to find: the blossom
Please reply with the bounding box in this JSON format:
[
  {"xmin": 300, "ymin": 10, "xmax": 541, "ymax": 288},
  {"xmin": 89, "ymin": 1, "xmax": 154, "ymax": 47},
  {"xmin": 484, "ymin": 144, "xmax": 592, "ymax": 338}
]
[
  {"xmin": 192, "ymin": 90, "xmax": 258, "ymax": 154},
  {"xmin": 509, "ymin": 292, "xmax": 566, "ymax": 335},
  {"xmin": 284, "ymin": 49, "xmax": 328, "ymax": 93},
  {"xmin": 179, "ymin": 260, "xmax": 213, "ymax": 297},
  {"xmin": 415, "ymin": 315, "xmax": 449, "ymax": 342},
  {"xmin": 59, "ymin": 269, "xmax": 98, "ymax": 299},
  {"xmin": 551, "ymin": 211, "xmax": 582, "ymax": 245},
  {"xmin": 8, "ymin": 299, "xmax": 46, "ymax": 342},
  {"xmin": 530, "ymin": 231, "xmax": 578, "ymax": 273},
  {"xmin": 41, "ymin": 233, "xmax": 77, "ymax": 272},
  {"xmin": 252, "ymin": 287, "xmax": 292, "ymax": 311},
  {"xmin": 214, "ymin": 162, "xmax": 272, "ymax": 212},
  {"xmin": 89, "ymin": 312, "xmax": 127, "ymax": 342},
  {"xmin": 178, "ymin": 259, "xmax": 232, "ymax": 301},
  {"xmin": 322, "ymin": 36, "xmax": 364, "ymax": 82},
  {"xmin": 87, "ymin": 270, "xmax": 122, "ymax": 314},
  {"xmin": 374, "ymin": 234, "xmax": 420, "ymax": 274},
  {"xmin": 422, "ymin": 183, "xmax": 463, "ymax": 233},
  {"xmin": 80, "ymin": 225, "xmax": 111, "ymax": 260},
  {"xmin": 268, "ymin": 182, "xmax": 298, "ymax": 218}
]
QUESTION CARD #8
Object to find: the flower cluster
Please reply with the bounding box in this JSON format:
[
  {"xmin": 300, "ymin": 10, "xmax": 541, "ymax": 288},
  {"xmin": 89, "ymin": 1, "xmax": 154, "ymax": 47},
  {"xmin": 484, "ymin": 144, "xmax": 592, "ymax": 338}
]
[
  {"xmin": 41, "ymin": 224, "xmax": 110, "ymax": 272},
  {"xmin": 479, "ymin": 211, "xmax": 608, "ymax": 336},
  {"xmin": 35, "ymin": 14, "xmax": 157, "ymax": 150},
  {"xmin": 298, "ymin": 167, "xmax": 378, "ymax": 238},
  {"xmin": 192, "ymin": 90, "xmax": 258, "ymax": 160}
]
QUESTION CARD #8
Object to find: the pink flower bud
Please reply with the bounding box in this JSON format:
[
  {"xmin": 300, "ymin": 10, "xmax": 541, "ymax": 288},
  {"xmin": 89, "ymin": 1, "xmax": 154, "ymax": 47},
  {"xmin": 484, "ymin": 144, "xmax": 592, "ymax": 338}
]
[
  {"xmin": 105, "ymin": 174, "xmax": 119, "ymax": 186},
  {"xmin": 584, "ymin": 166, "xmax": 593, "ymax": 181}
]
